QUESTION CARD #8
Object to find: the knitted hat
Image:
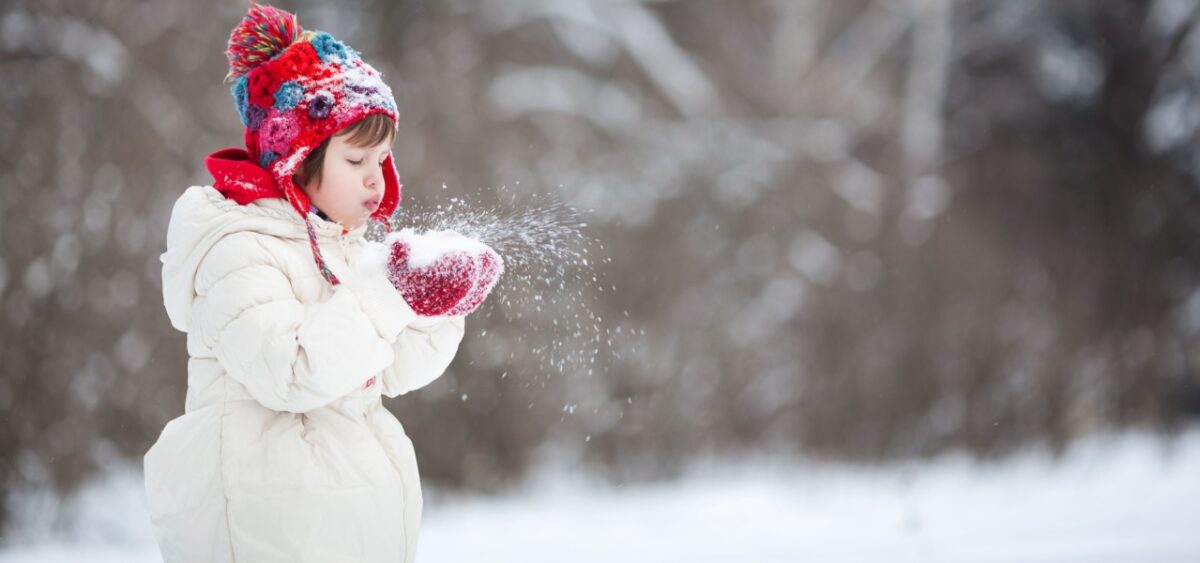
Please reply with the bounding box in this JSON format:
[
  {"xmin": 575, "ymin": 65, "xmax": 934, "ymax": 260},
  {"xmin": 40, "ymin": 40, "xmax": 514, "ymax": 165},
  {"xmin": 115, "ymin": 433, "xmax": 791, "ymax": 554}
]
[{"xmin": 222, "ymin": 2, "xmax": 401, "ymax": 285}]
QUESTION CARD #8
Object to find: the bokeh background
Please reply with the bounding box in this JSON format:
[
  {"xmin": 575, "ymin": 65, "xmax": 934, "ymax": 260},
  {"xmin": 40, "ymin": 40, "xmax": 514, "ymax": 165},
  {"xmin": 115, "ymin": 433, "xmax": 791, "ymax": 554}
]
[{"xmin": 3, "ymin": 0, "xmax": 1200, "ymax": 558}]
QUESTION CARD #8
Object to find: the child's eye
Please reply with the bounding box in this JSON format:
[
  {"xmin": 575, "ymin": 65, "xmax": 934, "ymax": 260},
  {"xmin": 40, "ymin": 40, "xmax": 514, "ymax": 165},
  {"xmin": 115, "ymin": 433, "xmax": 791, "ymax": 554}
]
[{"xmin": 347, "ymin": 159, "xmax": 363, "ymax": 166}]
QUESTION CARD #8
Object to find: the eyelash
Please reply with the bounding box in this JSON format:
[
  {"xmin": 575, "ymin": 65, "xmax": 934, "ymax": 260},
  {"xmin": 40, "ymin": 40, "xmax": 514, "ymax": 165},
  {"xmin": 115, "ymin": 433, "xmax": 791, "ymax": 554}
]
[{"xmin": 346, "ymin": 159, "xmax": 386, "ymax": 166}]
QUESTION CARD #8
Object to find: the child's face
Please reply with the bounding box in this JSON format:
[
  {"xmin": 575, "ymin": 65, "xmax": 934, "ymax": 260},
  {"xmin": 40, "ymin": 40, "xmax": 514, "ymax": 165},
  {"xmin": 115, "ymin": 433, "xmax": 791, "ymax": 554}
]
[{"xmin": 304, "ymin": 132, "xmax": 393, "ymax": 230}]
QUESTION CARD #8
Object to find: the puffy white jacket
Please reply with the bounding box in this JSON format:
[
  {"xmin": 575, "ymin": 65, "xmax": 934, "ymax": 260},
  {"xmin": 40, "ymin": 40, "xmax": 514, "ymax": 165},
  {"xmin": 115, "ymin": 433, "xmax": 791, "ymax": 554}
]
[{"xmin": 144, "ymin": 184, "xmax": 465, "ymax": 562}]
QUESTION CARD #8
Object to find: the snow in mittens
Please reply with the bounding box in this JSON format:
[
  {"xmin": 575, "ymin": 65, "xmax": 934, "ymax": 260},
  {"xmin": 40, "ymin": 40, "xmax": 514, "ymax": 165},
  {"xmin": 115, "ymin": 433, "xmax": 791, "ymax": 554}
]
[
  {"xmin": 386, "ymin": 228, "xmax": 494, "ymax": 269},
  {"xmin": 358, "ymin": 227, "xmax": 505, "ymax": 317}
]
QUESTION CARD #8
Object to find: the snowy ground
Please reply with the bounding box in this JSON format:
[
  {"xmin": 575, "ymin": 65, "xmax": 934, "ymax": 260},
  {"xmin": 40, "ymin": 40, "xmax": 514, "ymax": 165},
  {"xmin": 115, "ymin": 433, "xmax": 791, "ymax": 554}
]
[{"xmin": 2, "ymin": 426, "xmax": 1198, "ymax": 562}]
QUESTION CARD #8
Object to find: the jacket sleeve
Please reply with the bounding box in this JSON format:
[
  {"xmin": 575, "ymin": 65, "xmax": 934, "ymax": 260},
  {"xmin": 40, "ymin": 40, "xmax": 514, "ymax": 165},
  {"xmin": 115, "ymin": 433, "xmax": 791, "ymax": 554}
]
[
  {"xmin": 193, "ymin": 232, "xmax": 420, "ymax": 413},
  {"xmin": 378, "ymin": 315, "xmax": 466, "ymax": 398}
]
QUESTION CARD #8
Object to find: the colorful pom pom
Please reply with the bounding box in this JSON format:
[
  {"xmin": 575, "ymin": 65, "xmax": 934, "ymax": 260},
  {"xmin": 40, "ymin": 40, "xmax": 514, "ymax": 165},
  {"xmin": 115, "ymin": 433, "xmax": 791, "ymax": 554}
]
[{"xmin": 225, "ymin": 2, "xmax": 304, "ymax": 81}]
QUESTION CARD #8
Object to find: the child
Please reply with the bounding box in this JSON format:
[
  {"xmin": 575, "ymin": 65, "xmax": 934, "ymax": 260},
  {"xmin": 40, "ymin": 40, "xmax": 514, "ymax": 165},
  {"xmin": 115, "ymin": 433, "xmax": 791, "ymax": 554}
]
[{"xmin": 144, "ymin": 4, "xmax": 502, "ymax": 562}]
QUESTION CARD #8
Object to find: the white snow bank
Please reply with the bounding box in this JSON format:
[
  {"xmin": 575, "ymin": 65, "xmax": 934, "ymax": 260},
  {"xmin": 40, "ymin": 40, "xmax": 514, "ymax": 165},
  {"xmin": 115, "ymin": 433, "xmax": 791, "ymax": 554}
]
[{"xmin": 2, "ymin": 425, "xmax": 1198, "ymax": 562}]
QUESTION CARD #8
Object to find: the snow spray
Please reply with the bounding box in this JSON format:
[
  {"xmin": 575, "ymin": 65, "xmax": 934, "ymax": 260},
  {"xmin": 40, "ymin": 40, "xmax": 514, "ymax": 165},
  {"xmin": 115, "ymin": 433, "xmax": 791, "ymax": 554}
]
[{"xmin": 367, "ymin": 183, "xmax": 628, "ymax": 381}]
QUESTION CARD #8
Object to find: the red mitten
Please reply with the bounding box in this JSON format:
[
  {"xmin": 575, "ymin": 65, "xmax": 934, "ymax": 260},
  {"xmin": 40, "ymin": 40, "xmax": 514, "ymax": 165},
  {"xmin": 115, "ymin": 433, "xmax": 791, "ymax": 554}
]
[{"xmin": 383, "ymin": 229, "xmax": 504, "ymax": 317}]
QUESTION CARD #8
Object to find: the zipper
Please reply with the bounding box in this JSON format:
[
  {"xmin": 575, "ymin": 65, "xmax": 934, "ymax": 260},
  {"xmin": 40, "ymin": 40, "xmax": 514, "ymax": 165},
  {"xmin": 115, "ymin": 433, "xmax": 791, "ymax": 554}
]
[{"xmin": 337, "ymin": 230, "xmax": 350, "ymax": 254}]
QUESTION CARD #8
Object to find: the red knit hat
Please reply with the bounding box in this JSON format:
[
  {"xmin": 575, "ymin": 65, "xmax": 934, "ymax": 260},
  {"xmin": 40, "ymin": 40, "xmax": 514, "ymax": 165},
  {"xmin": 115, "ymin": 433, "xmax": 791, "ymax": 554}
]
[{"xmin": 215, "ymin": 2, "xmax": 402, "ymax": 285}]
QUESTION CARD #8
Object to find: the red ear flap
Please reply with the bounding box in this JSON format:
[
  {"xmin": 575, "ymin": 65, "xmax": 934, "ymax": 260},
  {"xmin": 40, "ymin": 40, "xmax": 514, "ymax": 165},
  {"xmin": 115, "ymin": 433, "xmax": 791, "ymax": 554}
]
[
  {"xmin": 373, "ymin": 152, "xmax": 402, "ymax": 225},
  {"xmin": 278, "ymin": 172, "xmax": 313, "ymax": 219},
  {"xmin": 269, "ymin": 143, "xmax": 316, "ymax": 219}
]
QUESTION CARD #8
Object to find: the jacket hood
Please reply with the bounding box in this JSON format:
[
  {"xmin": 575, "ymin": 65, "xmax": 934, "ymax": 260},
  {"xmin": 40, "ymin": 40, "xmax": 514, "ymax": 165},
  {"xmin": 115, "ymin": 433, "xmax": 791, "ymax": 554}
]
[{"xmin": 160, "ymin": 184, "xmax": 368, "ymax": 332}]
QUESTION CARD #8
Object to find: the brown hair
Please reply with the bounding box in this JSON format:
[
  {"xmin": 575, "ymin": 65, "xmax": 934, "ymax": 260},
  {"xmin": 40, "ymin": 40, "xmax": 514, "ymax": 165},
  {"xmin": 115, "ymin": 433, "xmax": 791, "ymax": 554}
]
[{"xmin": 294, "ymin": 113, "xmax": 396, "ymax": 189}]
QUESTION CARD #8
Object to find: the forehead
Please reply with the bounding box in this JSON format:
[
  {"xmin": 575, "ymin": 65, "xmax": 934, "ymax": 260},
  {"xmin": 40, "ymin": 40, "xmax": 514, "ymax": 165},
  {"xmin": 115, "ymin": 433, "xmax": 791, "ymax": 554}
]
[{"xmin": 329, "ymin": 131, "xmax": 394, "ymax": 152}]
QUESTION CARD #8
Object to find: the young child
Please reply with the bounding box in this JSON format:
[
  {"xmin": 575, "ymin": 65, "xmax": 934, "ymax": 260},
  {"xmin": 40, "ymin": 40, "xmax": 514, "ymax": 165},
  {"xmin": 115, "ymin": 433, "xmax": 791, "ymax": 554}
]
[{"xmin": 144, "ymin": 4, "xmax": 502, "ymax": 562}]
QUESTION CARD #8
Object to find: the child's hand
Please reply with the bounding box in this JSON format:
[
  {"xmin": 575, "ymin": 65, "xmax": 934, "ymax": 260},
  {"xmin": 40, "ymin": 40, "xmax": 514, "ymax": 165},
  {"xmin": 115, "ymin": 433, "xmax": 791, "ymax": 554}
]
[{"xmin": 383, "ymin": 229, "xmax": 504, "ymax": 317}]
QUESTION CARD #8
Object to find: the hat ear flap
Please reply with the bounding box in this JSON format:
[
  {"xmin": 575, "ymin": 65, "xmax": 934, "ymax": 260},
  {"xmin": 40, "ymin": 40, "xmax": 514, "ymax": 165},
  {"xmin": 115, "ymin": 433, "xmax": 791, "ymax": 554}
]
[
  {"xmin": 275, "ymin": 143, "xmax": 315, "ymax": 217},
  {"xmin": 279, "ymin": 173, "xmax": 311, "ymax": 219},
  {"xmin": 372, "ymin": 152, "xmax": 402, "ymax": 227}
]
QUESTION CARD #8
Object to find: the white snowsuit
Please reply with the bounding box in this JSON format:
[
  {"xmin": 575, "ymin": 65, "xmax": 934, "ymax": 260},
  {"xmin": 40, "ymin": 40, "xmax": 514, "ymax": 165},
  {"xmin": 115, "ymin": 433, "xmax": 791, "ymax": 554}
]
[{"xmin": 144, "ymin": 184, "xmax": 464, "ymax": 562}]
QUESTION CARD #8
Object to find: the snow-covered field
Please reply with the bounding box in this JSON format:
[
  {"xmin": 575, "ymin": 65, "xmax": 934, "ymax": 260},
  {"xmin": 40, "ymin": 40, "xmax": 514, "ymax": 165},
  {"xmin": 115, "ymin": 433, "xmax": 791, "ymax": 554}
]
[{"xmin": 3, "ymin": 426, "xmax": 1198, "ymax": 562}]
